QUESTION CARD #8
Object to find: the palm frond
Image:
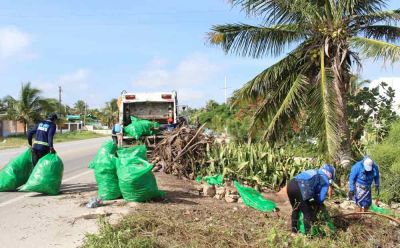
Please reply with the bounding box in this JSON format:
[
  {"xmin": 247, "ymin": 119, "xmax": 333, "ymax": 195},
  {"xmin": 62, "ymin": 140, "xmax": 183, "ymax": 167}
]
[
  {"xmin": 257, "ymin": 73, "xmax": 309, "ymax": 140},
  {"xmin": 360, "ymin": 25, "xmax": 400, "ymax": 43},
  {"xmin": 311, "ymin": 47, "xmax": 338, "ymax": 161},
  {"xmin": 229, "ymin": 0, "xmax": 323, "ymax": 25},
  {"xmin": 344, "ymin": 0, "xmax": 386, "ymax": 15},
  {"xmin": 208, "ymin": 23, "xmax": 305, "ymax": 58},
  {"xmin": 352, "ymin": 9, "xmax": 400, "ymax": 25},
  {"xmin": 231, "ymin": 44, "xmax": 310, "ymax": 106},
  {"xmin": 350, "ymin": 36, "xmax": 400, "ymax": 63}
]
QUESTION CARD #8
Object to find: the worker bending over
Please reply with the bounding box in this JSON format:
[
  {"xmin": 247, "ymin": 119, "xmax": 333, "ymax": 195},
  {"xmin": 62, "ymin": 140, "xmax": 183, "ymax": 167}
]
[
  {"xmin": 287, "ymin": 164, "xmax": 335, "ymax": 234},
  {"xmin": 27, "ymin": 113, "xmax": 58, "ymax": 166}
]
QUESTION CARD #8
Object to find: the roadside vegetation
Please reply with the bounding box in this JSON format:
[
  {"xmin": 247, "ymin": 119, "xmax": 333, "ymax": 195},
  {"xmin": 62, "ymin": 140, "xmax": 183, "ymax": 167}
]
[
  {"xmin": 0, "ymin": 131, "xmax": 107, "ymax": 150},
  {"xmin": 83, "ymin": 204, "xmax": 399, "ymax": 248}
]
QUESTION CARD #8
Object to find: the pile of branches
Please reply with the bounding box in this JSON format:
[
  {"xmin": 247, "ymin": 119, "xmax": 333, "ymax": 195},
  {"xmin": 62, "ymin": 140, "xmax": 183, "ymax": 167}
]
[{"xmin": 150, "ymin": 124, "xmax": 214, "ymax": 179}]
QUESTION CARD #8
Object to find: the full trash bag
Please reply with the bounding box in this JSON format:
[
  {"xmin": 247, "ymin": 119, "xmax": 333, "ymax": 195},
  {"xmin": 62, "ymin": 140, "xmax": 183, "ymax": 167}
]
[
  {"xmin": 0, "ymin": 148, "xmax": 33, "ymax": 191},
  {"xmin": 116, "ymin": 147, "xmax": 164, "ymax": 202},
  {"xmin": 88, "ymin": 140, "xmax": 121, "ymax": 200},
  {"xmin": 20, "ymin": 153, "xmax": 64, "ymax": 195},
  {"xmin": 124, "ymin": 116, "xmax": 160, "ymax": 140},
  {"xmin": 298, "ymin": 208, "xmax": 335, "ymax": 236},
  {"xmin": 234, "ymin": 181, "xmax": 276, "ymax": 212}
]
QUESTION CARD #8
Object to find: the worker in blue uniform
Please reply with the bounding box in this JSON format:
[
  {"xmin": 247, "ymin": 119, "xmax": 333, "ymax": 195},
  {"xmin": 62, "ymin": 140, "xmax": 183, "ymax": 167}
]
[
  {"xmin": 348, "ymin": 157, "xmax": 380, "ymax": 212},
  {"xmin": 287, "ymin": 164, "xmax": 335, "ymax": 233},
  {"xmin": 27, "ymin": 113, "xmax": 58, "ymax": 166}
]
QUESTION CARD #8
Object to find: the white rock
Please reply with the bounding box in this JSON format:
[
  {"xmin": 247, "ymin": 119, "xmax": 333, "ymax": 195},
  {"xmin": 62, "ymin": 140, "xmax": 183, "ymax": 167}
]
[
  {"xmin": 225, "ymin": 194, "xmax": 239, "ymax": 203},
  {"xmin": 216, "ymin": 187, "xmax": 226, "ymax": 196},
  {"xmin": 203, "ymin": 185, "xmax": 216, "ymax": 197},
  {"xmin": 390, "ymin": 203, "xmax": 400, "ymax": 209}
]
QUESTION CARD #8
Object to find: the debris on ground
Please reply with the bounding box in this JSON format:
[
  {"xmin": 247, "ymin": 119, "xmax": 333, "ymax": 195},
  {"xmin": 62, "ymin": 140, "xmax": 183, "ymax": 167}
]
[
  {"xmin": 86, "ymin": 197, "xmax": 103, "ymax": 208},
  {"xmin": 150, "ymin": 124, "xmax": 214, "ymax": 179}
]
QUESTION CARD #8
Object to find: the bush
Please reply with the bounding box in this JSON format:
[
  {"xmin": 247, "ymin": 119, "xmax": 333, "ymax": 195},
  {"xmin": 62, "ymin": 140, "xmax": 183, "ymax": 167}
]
[{"xmin": 369, "ymin": 121, "xmax": 400, "ymax": 203}]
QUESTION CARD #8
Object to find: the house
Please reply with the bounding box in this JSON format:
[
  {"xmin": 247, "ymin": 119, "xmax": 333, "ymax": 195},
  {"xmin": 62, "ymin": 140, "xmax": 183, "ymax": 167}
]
[{"xmin": 0, "ymin": 120, "xmax": 25, "ymax": 137}]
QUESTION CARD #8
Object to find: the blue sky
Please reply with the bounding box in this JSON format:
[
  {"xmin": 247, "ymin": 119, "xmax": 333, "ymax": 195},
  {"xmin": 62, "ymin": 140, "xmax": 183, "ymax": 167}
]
[{"xmin": 0, "ymin": 0, "xmax": 399, "ymax": 108}]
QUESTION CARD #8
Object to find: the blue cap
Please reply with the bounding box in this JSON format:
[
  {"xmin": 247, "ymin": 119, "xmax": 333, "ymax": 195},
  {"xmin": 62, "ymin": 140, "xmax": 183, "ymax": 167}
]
[{"xmin": 320, "ymin": 164, "xmax": 336, "ymax": 183}]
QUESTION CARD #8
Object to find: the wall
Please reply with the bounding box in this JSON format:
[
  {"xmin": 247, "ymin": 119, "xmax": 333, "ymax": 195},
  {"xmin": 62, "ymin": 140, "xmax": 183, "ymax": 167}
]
[{"xmin": 1, "ymin": 120, "xmax": 25, "ymax": 137}]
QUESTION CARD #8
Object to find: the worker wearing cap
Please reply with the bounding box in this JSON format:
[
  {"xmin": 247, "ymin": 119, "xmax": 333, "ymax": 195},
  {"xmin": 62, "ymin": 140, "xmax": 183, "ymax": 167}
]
[
  {"xmin": 287, "ymin": 164, "xmax": 336, "ymax": 234},
  {"xmin": 27, "ymin": 113, "xmax": 58, "ymax": 166},
  {"xmin": 348, "ymin": 157, "xmax": 380, "ymax": 211}
]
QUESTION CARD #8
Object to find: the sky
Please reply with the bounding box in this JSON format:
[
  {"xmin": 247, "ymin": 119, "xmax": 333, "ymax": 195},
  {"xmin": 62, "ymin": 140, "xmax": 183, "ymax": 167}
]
[{"xmin": 0, "ymin": 0, "xmax": 399, "ymax": 109}]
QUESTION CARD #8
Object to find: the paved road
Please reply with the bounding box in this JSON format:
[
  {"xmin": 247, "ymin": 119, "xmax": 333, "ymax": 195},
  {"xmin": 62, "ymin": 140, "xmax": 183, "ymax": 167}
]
[{"xmin": 0, "ymin": 137, "xmax": 108, "ymax": 204}]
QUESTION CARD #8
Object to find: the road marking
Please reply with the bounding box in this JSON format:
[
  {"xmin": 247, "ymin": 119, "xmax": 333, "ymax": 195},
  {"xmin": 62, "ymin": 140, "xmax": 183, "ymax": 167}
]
[
  {"xmin": 62, "ymin": 170, "xmax": 92, "ymax": 183},
  {"xmin": 0, "ymin": 170, "xmax": 94, "ymax": 208}
]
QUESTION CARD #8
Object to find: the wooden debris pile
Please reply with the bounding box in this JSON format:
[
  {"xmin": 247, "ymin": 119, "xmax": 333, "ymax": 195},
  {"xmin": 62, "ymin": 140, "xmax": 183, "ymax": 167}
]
[{"xmin": 150, "ymin": 124, "xmax": 213, "ymax": 179}]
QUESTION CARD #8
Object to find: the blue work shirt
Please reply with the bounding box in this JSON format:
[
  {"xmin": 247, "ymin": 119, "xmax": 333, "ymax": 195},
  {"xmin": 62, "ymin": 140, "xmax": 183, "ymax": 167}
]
[
  {"xmin": 349, "ymin": 157, "xmax": 380, "ymax": 192},
  {"xmin": 112, "ymin": 124, "xmax": 122, "ymax": 134},
  {"xmin": 27, "ymin": 120, "xmax": 56, "ymax": 150},
  {"xmin": 294, "ymin": 169, "xmax": 330, "ymax": 205}
]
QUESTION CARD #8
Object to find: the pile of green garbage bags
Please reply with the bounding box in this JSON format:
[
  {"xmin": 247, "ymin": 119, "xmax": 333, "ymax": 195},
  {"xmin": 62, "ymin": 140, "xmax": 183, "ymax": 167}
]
[
  {"xmin": 0, "ymin": 148, "xmax": 64, "ymax": 195},
  {"xmin": 124, "ymin": 116, "xmax": 160, "ymax": 140},
  {"xmin": 89, "ymin": 140, "xmax": 164, "ymax": 202}
]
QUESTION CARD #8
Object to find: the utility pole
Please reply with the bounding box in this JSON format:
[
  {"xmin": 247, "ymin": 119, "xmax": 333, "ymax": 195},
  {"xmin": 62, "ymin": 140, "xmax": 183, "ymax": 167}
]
[
  {"xmin": 58, "ymin": 86, "xmax": 62, "ymax": 133},
  {"xmin": 84, "ymin": 102, "xmax": 87, "ymax": 126}
]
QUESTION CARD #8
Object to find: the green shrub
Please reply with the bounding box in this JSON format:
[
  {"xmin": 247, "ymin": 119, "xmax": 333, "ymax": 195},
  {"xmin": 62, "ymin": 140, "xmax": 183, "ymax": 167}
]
[{"xmin": 369, "ymin": 121, "xmax": 400, "ymax": 203}]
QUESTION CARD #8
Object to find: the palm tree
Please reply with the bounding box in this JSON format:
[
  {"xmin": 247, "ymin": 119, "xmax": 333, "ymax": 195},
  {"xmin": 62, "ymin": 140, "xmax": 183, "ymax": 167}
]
[
  {"xmin": 73, "ymin": 100, "xmax": 87, "ymax": 116},
  {"xmin": 209, "ymin": 0, "xmax": 400, "ymax": 166},
  {"xmin": 3, "ymin": 82, "xmax": 49, "ymax": 134},
  {"xmin": 102, "ymin": 98, "xmax": 119, "ymax": 128}
]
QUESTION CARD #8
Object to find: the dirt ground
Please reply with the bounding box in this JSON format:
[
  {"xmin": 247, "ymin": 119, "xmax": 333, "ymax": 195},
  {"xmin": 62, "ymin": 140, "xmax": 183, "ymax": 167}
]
[{"xmin": 2, "ymin": 170, "xmax": 398, "ymax": 248}]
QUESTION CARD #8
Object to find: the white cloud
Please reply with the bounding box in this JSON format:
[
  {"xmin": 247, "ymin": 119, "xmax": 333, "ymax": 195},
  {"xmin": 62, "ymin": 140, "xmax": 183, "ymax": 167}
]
[
  {"xmin": 133, "ymin": 54, "xmax": 221, "ymax": 89},
  {"xmin": 0, "ymin": 26, "xmax": 30, "ymax": 59},
  {"xmin": 371, "ymin": 77, "xmax": 400, "ymax": 110},
  {"xmin": 178, "ymin": 88, "xmax": 205, "ymax": 101},
  {"xmin": 59, "ymin": 69, "xmax": 90, "ymax": 90},
  {"xmin": 131, "ymin": 54, "xmax": 222, "ymax": 106}
]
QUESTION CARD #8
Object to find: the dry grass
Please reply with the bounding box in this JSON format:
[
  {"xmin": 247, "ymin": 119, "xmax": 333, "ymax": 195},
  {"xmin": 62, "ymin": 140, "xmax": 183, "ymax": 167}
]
[{"xmin": 83, "ymin": 203, "xmax": 400, "ymax": 248}]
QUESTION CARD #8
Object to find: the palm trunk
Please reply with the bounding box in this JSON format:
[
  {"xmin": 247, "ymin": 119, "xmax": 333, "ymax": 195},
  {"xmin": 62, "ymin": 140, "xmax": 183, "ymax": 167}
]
[
  {"xmin": 23, "ymin": 121, "xmax": 27, "ymax": 136},
  {"xmin": 333, "ymin": 55, "xmax": 352, "ymax": 168}
]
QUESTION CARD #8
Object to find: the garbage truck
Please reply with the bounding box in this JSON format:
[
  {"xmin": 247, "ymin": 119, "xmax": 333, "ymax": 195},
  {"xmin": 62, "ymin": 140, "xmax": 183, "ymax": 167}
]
[{"xmin": 117, "ymin": 91, "xmax": 179, "ymax": 147}]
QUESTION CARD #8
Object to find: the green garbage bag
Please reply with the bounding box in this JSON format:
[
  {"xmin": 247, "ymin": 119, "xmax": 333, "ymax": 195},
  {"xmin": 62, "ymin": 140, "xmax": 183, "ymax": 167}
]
[
  {"xmin": 0, "ymin": 148, "xmax": 33, "ymax": 191},
  {"xmin": 89, "ymin": 140, "xmax": 121, "ymax": 200},
  {"xmin": 298, "ymin": 209, "xmax": 335, "ymax": 236},
  {"xmin": 234, "ymin": 181, "xmax": 276, "ymax": 212},
  {"xmin": 20, "ymin": 153, "xmax": 64, "ymax": 195},
  {"xmin": 204, "ymin": 174, "xmax": 223, "ymax": 186},
  {"xmin": 116, "ymin": 147, "xmax": 164, "ymax": 202},
  {"xmin": 117, "ymin": 145, "xmax": 147, "ymax": 163},
  {"xmin": 124, "ymin": 116, "xmax": 160, "ymax": 139},
  {"xmin": 196, "ymin": 174, "xmax": 223, "ymax": 186},
  {"xmin": 370, "ymin": 203, "xmax": 399, "ymax": 217}
]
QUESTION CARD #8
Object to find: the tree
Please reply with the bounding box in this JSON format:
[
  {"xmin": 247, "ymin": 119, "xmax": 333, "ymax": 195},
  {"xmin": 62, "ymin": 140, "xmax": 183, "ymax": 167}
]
[
  {"xmin": 73, "ymin": 100, "xmax": 86, "ymax": 116},
  {"xmin": 209, "ymin": 0, "xmax": 400, "ymax": 165},
  {"xmin": 3, "ymin": 82, "xmax": 49, "ymax": 134},
  {"xmin": 102, "ymin": 98, "xmax": 119, "ymax": 128}
]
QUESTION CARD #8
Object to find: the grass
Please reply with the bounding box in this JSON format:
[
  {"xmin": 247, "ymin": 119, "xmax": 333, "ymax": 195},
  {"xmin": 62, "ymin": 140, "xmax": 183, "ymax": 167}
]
[
  {"xmin": 82, "ymin": 205, "xmax": 400, "ymax": 248},
  {"xmin": 0, "ymin": 131, "xmax": 107, "ymax": 150}
]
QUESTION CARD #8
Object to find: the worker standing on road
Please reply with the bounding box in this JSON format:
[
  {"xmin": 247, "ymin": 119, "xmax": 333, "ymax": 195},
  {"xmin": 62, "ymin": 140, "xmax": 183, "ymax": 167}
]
[
  {"xmin": 27, "ymin": 113, "xmax": 58, "ymax": 166},
  {"xmin": 348, "ymin": 157, "xmax": 380, "ymax": 212},
  {"xmin": 112, "ymin": 123, "xmax": 123, "ymax": 147},
  {"xmin": 286, "ymin": 164, "xmax": 335, "ymax": 234}
]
